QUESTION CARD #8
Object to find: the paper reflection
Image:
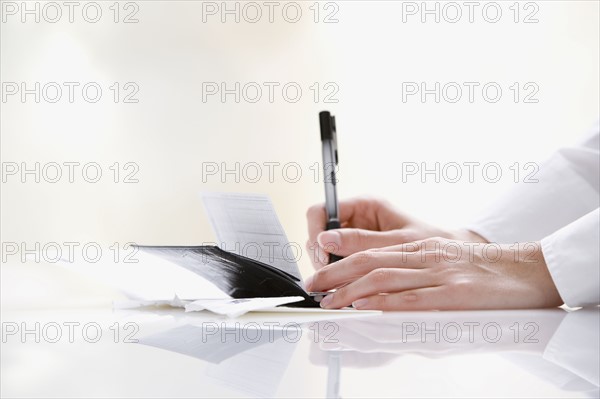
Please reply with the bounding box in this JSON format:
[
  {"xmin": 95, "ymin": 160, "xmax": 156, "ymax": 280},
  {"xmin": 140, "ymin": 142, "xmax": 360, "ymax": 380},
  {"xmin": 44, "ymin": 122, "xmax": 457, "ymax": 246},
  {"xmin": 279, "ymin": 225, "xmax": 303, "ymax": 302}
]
[{"xmin": 138, "ymin": 321, "xmax": 300, "ymax": 397}]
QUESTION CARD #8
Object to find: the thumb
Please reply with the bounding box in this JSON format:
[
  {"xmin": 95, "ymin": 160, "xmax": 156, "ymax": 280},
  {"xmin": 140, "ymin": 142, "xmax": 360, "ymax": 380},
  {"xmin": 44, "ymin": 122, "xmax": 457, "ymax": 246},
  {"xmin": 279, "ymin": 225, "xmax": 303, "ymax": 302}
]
[{"xmin": 317, "ymin": 228, "xmax": 405, "ymax": 257}]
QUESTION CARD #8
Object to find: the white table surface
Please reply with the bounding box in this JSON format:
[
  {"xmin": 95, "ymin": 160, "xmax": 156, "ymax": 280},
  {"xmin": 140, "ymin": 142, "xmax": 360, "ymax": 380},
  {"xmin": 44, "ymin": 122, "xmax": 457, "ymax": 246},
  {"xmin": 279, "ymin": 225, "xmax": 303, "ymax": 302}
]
[{"xmin": 2, "ymin": 305, "xmax": 598, "ymax": 398}]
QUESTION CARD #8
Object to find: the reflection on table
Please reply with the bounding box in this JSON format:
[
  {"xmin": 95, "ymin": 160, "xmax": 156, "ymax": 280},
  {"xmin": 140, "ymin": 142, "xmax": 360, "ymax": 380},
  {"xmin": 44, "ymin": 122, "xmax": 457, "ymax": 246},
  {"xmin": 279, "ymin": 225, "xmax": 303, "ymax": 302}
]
[{"xmin": 137, "ymin": 308, "xmax": 599, "ymax": 398}]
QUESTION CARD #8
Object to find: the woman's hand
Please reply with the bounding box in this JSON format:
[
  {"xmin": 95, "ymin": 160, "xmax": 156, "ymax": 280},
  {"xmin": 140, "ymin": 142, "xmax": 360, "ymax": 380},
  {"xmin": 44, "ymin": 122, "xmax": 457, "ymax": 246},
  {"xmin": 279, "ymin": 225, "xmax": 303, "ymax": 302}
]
[
  {"xmin": 305, "ymin": 237, "xmax": 563, "ymax": 310},
  {"xmin": 306, "ymin": 197, "xmax": 485, "ymax": 269}
]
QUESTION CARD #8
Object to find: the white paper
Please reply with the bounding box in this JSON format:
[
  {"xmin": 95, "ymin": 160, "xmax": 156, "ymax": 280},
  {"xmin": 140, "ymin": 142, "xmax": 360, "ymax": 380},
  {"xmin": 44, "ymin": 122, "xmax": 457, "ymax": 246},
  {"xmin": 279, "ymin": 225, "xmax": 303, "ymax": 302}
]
[
  {"xmin": 185, "ymin": 296, "xmax": 305, "ymax": 318},
  {"xmin": 113, "ymin": 295, "xmax": 191, "ymax": 309},
  {"xmin": 202, "ymin": 192, "xmax": 303, "ymax": 283}
]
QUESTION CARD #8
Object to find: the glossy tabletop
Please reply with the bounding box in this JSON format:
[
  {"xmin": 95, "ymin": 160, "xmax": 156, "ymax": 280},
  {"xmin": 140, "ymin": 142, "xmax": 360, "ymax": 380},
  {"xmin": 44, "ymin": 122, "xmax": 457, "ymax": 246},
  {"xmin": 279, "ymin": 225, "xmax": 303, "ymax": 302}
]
[{"xmin": 2, "ymin": 306, "xmax": 598, "ymax": 398}]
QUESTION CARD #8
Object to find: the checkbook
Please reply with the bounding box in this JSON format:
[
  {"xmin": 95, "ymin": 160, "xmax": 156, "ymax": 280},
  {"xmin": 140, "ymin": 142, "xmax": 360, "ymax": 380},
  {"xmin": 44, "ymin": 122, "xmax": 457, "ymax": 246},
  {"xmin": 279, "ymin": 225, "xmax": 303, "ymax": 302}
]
[{"xmin": 134, "ymin": 192, "xmax": 322, "ymax": 308}]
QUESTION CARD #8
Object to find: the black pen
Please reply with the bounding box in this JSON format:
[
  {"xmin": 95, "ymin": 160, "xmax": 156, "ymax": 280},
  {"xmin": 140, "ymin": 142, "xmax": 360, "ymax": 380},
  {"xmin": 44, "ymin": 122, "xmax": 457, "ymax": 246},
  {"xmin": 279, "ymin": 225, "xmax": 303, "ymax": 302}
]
[{"xmin": 319, "ymin": 111, "xmax": 343, "ymax": 263}]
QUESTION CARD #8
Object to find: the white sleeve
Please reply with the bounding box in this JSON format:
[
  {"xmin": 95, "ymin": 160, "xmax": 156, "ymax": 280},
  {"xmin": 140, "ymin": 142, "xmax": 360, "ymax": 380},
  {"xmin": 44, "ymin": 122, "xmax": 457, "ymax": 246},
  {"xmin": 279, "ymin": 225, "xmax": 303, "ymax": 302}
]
[
  {"xmin": 541, "ymin": 209, "xmax": 600, "ymax": 308},
  {"xmin": 466, "ymin": 122, "xmax": 599, "ymax": 243}
]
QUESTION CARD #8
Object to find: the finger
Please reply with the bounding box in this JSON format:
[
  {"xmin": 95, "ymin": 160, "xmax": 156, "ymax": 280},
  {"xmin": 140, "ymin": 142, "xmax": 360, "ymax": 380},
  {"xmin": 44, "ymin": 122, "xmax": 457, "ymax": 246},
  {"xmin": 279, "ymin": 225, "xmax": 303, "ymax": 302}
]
[
  {"xmin": 317, "ymin": 228, "xmax": 407, "ymax": 257},
  {"xmin": 371, "ymin": 238, "xmax": 462, "ymax": 266},
  {"xmin": 306, "ymin": 204, "xmax": 331, "ymax": 269},
  {"xmin": 305, "ymin": 240, "xmax": 328, "ymax": 270},
  {"xmin": 319, "ymin": 268, "xmax": 438, "ymax": 309},
  {"xmin": 340, "ymin": 197, "xmax": 413, "ymax": 231},
  {"xmin": 306, "ymin": 251, "xmax": 428, "ymax": 292},
  {"xmin": 306, "ymin": 199, "xmax": 370, "ymax": 246},
  {"xmin": 307, "ymin": 197, "xmax": 405, "ymax": 245},
  {"xmin": 306, "ymin": 203, "xmax": 327, "ymax": 248},
  {"xmin": 351, "ymin": 286, "xmax": 456, "ymax": 311},
  {"xmin": 369, "ymin": 241, "xmax": 423, "ymax": 253}
]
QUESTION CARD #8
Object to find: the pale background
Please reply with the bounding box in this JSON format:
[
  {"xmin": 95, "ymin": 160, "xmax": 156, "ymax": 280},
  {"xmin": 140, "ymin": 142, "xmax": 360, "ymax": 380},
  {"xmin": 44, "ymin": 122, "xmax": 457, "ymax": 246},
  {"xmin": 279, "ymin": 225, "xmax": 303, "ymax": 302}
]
[{"xmin": 1, "ymin": 0, "xmax": 599, "ymax": 308}]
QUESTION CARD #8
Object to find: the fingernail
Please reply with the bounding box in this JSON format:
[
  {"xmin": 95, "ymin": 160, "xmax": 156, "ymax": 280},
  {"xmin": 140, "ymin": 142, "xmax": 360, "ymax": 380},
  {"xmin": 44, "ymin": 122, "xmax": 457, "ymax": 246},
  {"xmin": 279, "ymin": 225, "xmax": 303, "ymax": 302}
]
[
  {"xmin": 320, "ymin": 294, "xmax": 333, "ymax": 308},
  {"xmin": 318, "ymin": 231, "xmax": 341, "ymax": 251},
  {"xmin": 305, "ymin": 275, "xmax": 314, "ymax": 291},
  {"xmin": 352, "ymin": 298, "xmax": 369, "ymax": 309}
]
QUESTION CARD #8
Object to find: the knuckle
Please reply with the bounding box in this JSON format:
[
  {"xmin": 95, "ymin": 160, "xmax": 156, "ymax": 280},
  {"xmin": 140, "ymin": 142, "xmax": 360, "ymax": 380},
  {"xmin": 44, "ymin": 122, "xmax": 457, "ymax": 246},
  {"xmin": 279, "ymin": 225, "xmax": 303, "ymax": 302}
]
[
  {"xmin": 412, "ymin": 239, "xmax": 428, "ymax": 249},
  {"xmin": 350, "ymin": 251, "xmax": 374, "ymax": 266},
  {"xmin": 359, "ymin": 195, "xmax": 387, "ymax": 206},
  {"xmin": 433, "ymin": 236, "xmax": 450, "ymax": 245},
  {"xmin": 368, "ymin": 268, "xmax": 390, "ymax": 284},
  {"xmin": 402, "ymin": 241, "xmax": 420, "ymax": 252}
]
